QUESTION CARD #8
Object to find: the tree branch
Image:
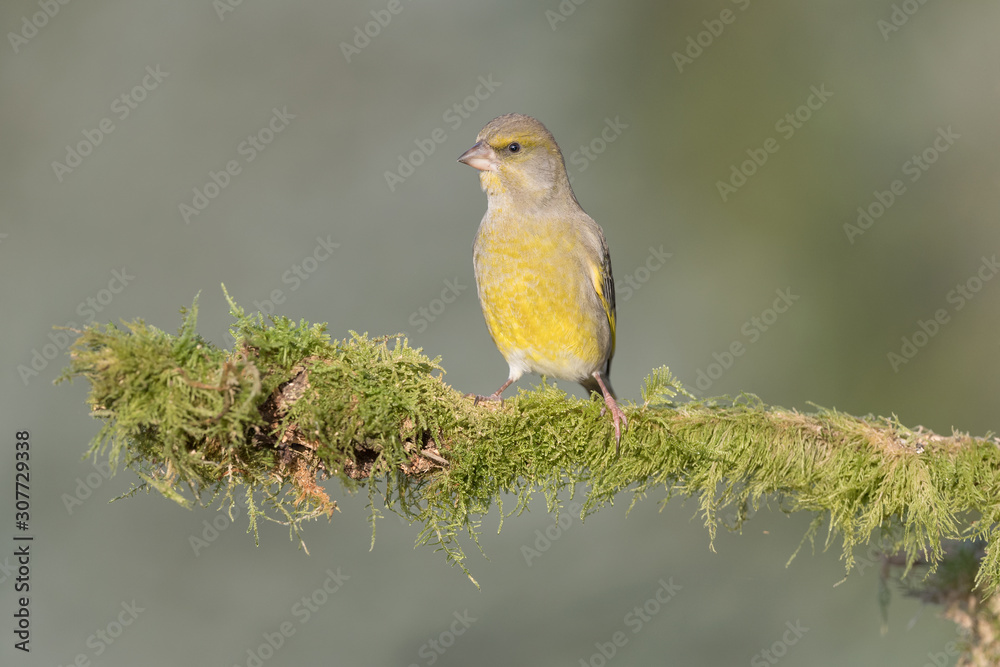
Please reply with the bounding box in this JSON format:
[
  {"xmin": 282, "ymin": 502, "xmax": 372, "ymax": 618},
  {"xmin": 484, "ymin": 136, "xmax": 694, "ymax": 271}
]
[{"xmin": 58, "ymin": 289, "xmax": 1000, "ymax": 619}]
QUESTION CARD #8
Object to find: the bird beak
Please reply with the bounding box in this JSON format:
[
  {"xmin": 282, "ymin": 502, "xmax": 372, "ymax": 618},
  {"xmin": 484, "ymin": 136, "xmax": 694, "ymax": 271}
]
[{"xmin": 458, "ymin": 141, "xmax": 499, "ymax": 172}]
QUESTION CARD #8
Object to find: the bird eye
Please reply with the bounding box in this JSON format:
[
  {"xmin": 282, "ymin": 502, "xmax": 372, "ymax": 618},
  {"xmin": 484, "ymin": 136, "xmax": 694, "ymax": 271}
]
[{"xmin": 507, "ymin": 142, "xmax": 521, "ymax": 153}]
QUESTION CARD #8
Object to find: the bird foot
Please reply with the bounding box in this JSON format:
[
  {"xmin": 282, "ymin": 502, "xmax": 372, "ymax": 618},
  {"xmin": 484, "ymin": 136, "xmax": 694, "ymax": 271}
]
[
  {"xmin": 465, "ymin": 394, "xmax": 503, "ymax": 407},
  {"xmin": 467, "ymin": 379, "xmax": 513, "ymax": 406},
  {"xmin": 468, "ymin": 391, "xmax": 504, "ymax": 406},
  {"xmin": 591, "ymin": 371, "xmax": 627, "ymax": 454},
  {"xmin": 603, "ymin": 394, "xmax": 628, "ymax": 454}
]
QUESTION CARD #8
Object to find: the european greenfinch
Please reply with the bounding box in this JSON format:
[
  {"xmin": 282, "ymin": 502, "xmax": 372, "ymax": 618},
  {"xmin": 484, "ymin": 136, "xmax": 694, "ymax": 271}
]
[{"xmin": 458, "ymin": 113, "xmax": 627, "ymax": 449}]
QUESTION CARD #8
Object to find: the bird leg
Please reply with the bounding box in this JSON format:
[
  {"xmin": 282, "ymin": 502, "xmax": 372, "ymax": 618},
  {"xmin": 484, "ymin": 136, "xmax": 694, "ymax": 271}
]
[
  {"xmin": 471, "ymin": 377, "xmax": 514, "ymax": 405},
  {"xmin": 592, "ymin": 371, "xmax": 627, "ymax": 454}
]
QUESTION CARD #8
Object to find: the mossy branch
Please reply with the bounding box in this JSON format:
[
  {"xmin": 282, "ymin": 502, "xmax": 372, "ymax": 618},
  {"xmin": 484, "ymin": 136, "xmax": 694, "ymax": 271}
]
[{"xmin": 58, "ymin": 290, "xmax": 1000, "ymax": 609}]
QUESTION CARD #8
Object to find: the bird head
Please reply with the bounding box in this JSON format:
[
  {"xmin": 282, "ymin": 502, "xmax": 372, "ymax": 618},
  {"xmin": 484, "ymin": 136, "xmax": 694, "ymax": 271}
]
[{"xmin": 458, "ymin": 113, "xmax": 574, "ymax": 208}]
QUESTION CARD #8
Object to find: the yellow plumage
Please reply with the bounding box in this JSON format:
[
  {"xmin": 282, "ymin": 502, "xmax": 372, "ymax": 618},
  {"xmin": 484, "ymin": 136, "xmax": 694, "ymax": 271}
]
[
  {"xmin": 474, "ymin": 211, "xmax": 610, "ymax": 384},
  {"xmin": 458, "ymin": 113, "xmax": 626, "ymax": 447}
]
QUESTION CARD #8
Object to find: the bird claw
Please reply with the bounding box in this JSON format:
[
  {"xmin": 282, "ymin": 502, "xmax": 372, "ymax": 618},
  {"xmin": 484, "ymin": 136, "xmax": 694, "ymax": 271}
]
[
  {"xmin": 466, "ymin": 392, "xmax": 503, "ymax": 406},
  {"xmin": 468, "ymin": 379, "xmax": 513, "ymax": 406}
]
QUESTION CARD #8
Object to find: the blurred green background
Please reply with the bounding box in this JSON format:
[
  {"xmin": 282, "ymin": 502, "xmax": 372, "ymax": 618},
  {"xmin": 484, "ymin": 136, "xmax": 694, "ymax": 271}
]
[{"xmin": 2, "ymin": 1, "xmax": 998, "ymax": 665}]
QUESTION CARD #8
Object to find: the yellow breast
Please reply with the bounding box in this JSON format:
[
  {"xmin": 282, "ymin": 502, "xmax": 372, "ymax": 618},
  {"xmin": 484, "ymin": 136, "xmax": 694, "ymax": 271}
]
[{"xmin": 473, "ymin": 212, "xmax": 610, "ymax": 383}]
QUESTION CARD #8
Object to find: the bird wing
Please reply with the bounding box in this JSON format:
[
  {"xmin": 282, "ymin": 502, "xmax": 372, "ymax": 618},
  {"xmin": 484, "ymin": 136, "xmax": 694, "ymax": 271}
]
[{"xmin": 591, "ymin": 232, "xmax": 616, "ymax": 371}]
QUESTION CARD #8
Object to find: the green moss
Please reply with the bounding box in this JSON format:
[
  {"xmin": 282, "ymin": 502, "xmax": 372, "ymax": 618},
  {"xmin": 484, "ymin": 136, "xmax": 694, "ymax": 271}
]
[{"xmin": 59, "ymin": 289, "xmax": 1000, "ymax": 596}]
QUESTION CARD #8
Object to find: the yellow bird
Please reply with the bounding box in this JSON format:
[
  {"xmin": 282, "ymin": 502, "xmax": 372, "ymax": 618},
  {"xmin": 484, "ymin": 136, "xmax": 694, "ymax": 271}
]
[{"xmin": 458, "ymin": 113, "xmax": 627, "ymax": 449}]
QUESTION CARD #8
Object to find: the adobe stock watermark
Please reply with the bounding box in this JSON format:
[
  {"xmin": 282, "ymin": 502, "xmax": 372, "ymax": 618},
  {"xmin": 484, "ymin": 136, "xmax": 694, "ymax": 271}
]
[
  {"xmin": 749, "ymin": 620, "xmax": 809, "ymax": 666},
  {"xmin": 887, "ymin": 254, "xmax": 999, "ymax": 373},
  {"xmin": 233, "ymin": 567, "xmax": 349, "ymax": 667},
  {"xmin": 843, "ymin": 126, "xmax": 959, "ymax": 244},
  {"xmin": 616, "ymin": 245, "xmax": 672, "ymax": 303},
  {"xmin": 405, "ymin": 610, "xmax": 477, "ymax": 667},
  {"xmin": 567, "ymin": 116, "xmax": 629, "ymax": 181},
  {"xmin": 340, "ymin": 0, "xmax": 416, "ymax": 62},
  {"xmin": 407, "ymin": 277, "xmax": 468, "ymax": 334},
  {"xmin": 58, "ymin": 600, "xmax": 146, "ymax": 666},
  {"xmin": 190, "ymin": 503, "xmax": 250, "ymax": 557},
  {"xmin": 716, "ymin": 84, "xmax": 833, "ymax": 202},
  {"xmin": 179, "ymin": 106, "xmax": 295, "ymax": 224},
  {"xmin": 213, "ymin": 0, "xmax": 247, "ymax": 21},
  {"xmin": 544, "ymin": 0, "xmax": 593, "ymax": 31},
  {"xmin": 578, "ymin": 577, "xmax": 682, "ymax": 666},
  {"xmin": 61, "ymin": 458, "xmax": 114, "ymax": 515},
  {"xmin": 384, "ymin": 74, "xmax": 502, "ymax": 192},
  {"xmin": 878, "ymin": 0, "xmax": 932, "ymax": 41},
  {"xmin": 672, "ymin": 0, "xmax": 754, "ymax": 73},
  {"xmin": 18, "ymin": 267, "xmax": 136, "ymax": 386},
  {"xmin": 918, "ymin": 625, "xmax": 971, "ymax": 667},
  {"xmin": 51, "ymin": 65, "xmax": 170, "ymax": 183},
  {"xmin": 691, "ymin": 287, "xmax": 800, "ymax": 394},
  {"xmin": 250, "ymin": 235, "xmax": 340, "ymax": 317},
  {"xmin": 521, "ymin": 501, "xmax": 583, "ymax": 566},
  {"xmin": 8, "ymin": 0, "xmax": 75, "ymax": 54},
  {"xmin": 0, "ymin": 556, "xmax": 15, "ymax": 585}
]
